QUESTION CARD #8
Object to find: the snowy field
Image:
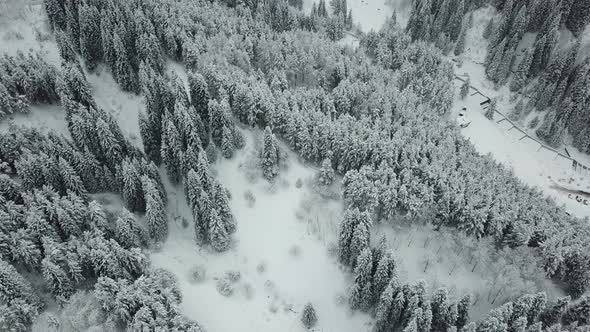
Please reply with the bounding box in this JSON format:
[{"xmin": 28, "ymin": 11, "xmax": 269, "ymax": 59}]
[{"xmin": 150, "ymin": 131, "xmax": 373, "ymax": 332}]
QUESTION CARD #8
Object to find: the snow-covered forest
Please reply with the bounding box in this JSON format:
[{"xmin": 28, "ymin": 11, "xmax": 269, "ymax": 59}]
[{"xmin": 1, "ymin": 0, "xmax": 590, "ymax": 331}]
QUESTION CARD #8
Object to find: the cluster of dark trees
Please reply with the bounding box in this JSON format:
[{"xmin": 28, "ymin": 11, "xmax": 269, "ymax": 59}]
[
  {"xmin": 0, "ymin": 38, "xmax": 201, "ymax": 332},
  {"xmin": 338, "ymin": 208, "xmax": 590, "ymax": 332},
  {"xmin": 406, "ymin": 0, "xmax": 472, "ymax": 56},
  {"xmin": 407, "ymin": 0, "xmax": 590, "ymax": 151},
  {"xmin": 482, "ymin": 0, "xmax": 590, "ymax": 150},
  {"xmin": 0, "ymin": 53, "xmax": 59, "ymax": 119}
]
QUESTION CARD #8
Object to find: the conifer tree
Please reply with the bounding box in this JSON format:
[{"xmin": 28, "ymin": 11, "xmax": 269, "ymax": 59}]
[
  {"xmin": 261, "ymin": 126, "xmax": 280, "ymax": 180},
  {"xmin": 44, "ymin": 0, "xmax": 66, "ymax": 31},
  {"xmin": 221, "ymin": 126, "xmax": 236, "ymax": 159},
  {"xmin": 460, "ymin": 79, "xmax": 470, "ymax": 99},
  {"xmin": 457, "ymin": 294, "xmax": 472, "ymax": 329},
  {"xmin": 208, "ymin": 208, "xmax": 230, "ymax": 251},
  {"xmin": 510, "ymin": 50, "xmax": 533, "ymax": 92},
  {"xmin": 485, "ymin": 99, "xmax": 497, "ymax": 120},
  {"xmin": 454, "ymin": 22, "xmax": 468, "ymax": 56},
  {"xmin": 78, "ymin": 2, "xmax": 102, "ymax": 71},
  {"xmin": 121, "ymin": 159, "xmax": 145, "ymax": 212},
  {"xmin": 301, "ymin": 302, "xmax": 318, "ymax": 329},
  {"xmin": 55, "ymin": 29, "xmax": 77, "ymax": 63},
  {"xmin": 142, "ymin": 176, "xmax": 168, "ymax": 242},
  {"xmin": 113, "ymin": 32, "xmax": 136, "ymax": 92},
  {"xmin": 318, "ymin": 157, "xmax": 335, "ymax": 186},
  {"xmin": 375, "ymin": 280, "xmax": 396, "ymax": 332},
  {"xmin": 188, "ymin": 71, "xmax": 210, "ymax": 132},
  {"xmin": 161, "ymin": 115, "xmax": 183, "ymax": 184},
  {"xmin": 483, "ymin": 19, "xmax": 494, "ymax": 39}
]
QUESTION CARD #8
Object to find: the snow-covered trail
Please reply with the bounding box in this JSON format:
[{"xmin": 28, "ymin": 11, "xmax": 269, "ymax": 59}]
[{"xmin": 151, "ymin": 130, "xmax": 372, "ymax": 332}]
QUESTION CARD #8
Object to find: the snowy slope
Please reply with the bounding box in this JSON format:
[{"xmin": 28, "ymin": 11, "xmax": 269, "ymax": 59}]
[{"xmin": 303, "ymin": 0, "xmax": 397, "ymax": 32}]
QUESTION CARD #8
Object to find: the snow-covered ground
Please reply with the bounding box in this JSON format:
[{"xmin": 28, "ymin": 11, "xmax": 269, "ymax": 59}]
[
  {"xmin": 303, "ymin": 0, "xmax": 410, "ymax": 33},
  {"xmin": 151, "ymin": 131, "xmax": 373, "ymax": 332}
]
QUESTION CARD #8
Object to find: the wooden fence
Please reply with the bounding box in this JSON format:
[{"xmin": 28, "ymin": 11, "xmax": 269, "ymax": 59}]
[{"xmin": 454, "ymin": 75, "xmax": 590, "ymax": 174}]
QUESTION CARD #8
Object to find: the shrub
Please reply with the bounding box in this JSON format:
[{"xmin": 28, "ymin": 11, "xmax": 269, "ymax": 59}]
[
  {"xmin": 189, "ymin": 265, "xmax": 207, "ymax": 283},
  {"xmin": 301, "ymin": 302, "xmax": 317, "ymax": 329},
  {"xmin": 295, "ymin": 178, "xmax": 303, "ymax": 188},
  {"xmin": 244, "ymin": 190, "xmax": 256, "ymax": 207},
  {"xmin": 529, "ymin": 116, "xmax": 540, "ymax": 129},
  {"xmin": 216, "ymin": 277, "xmax": 233, "ymax": 297},
  {"xmin": 225, "ymin": 270, "xmax": 241, "ymax": 283}
]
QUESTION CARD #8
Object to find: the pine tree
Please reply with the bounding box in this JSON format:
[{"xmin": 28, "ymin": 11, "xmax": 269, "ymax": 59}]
[
  {"xmin": 460, "ymin": 78, "xmax": 470, "ymax": 99},
  {"xmin": 78, "ymin": 3, "xmax": 102, "ymax": 71},
  {"xmin": 372, "ymin": 251, "xmax": 396, "ymax": 304},
  {"xmin": 318, "ymin": 157, "xmax": 335, "ymax": 186},
  {"xmin": 261, "ymin": 126, "xmax": 280, "ymax": 180},
  {"xmin": 161, "ymin": 116, "xmax": 183, "ymax": 184},
  {"xmin": 431, "ymin": 288, "xmax": 451, "ymax": 332},
  {"xmin": 221, "ymin": 126, "xmax": 235, "ymax": 159},
  {"xmin": 208, "ymin": 208, "xmax": 230, "ymax": 251},
  {"xmin": 529, "ymin": 35, "xmax": 547, "ymax": 78},
  {"xmin": 454, "ymin": 21, "xmax": 468, "ymax": 56},
  {"xmin": 566, "ymin": 1, "xmax": 590, "ymax": 36},
  {"xmin": 510, "ymin": 50, "xmax": 533, "ymax": 92},
  {"xmin": 457, "ymin": 294, "xmax": 472, "ymax": 329},
  {"xmin": 485, "ymin": 99, "xmax": 497, "ymax": 120},
  {"xmin": 121, "ymin": 159, "xmax": 145, "ymax": 212},
  {"xmin": 483, "ymin": 19, "xmax": 494, "ymax": 39},
  {"xmin": 44, "ymin": 0, "xmax": 66, "ymax": 30},
  {"xmin": 142, "ymin": 176, "xmax": 168, "ymax": 242},
  {"xmin": 447, "ymin": 0, "xmax": 465, "ymax": 41},
  {"xmin": 541, "ymin": 296, "xmax": 570, "ymax": 327},
  {"xmin": 349, "ymin": 222, "xmax": 371, "ymax": 268},
  {"xmin": 188, "ymin": 71, "xmax": 210, "ymax": 132},
  {"xmin": 55, "ymin": 29, "xmax": 77, "ymax": 63},
  {"xmin": 375, "ymin": 277, "xmax": 399, "ymax": 331},
  {"xmin": 301, "ymin": 302, "xmax": 318, "ymax": 329},
  {"xmin": 112, "ymin": 32, "xmax": 135, "ymax": 92},
  {"xmin": 0, "ymin": 259, "xmax": 40, "ymax": 307},
  {"xmin": 509, "ymin": 99, "xmax": 524, "ymax": 121}
]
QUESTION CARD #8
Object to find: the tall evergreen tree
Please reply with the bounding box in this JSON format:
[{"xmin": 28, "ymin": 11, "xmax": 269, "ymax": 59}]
[
  {"xmin": 261, "ymin": 126, "xmax": 280, "ymax": 180},
  {"xmin": 142, "ymin": 176, "xmax": 168, "ymax": 242},
  {"xmin": 78, "ymin": 2, "xmax": 102, "ymax": 71}
]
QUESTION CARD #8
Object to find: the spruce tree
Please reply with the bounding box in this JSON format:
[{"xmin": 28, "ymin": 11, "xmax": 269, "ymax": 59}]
[
  {"xmin": 142, "ymin": 176, "xmax": 168, "ymax": 242},
  {"xmin": 221, "ymin": 126, "xmax": 235, "ymax": 159},
  {"xmin": 483, "ymin": 19, "xmax": 494, "ymax": 39},
  {"xmin": 261, "ymin": 126, "xmax": 280, "ymax": 180},
  {"xmin": 188, "ymin": 71, "xmax": 210, "ymax": 132},
  {"xmin": 510, "ymin": 50, "xmax": 533, "ymax": 92},
  {"xmin": 318, "ymin": 158, "xmax": 335, "ymax": 186},
  {"xmin": 113, "ymin": 32, "xmax": 136, "ymax": 92},
  {"xmin": 44, "ymin": 0, "xmax": 66, "ymax": 31},
  {"xmin": 208, "ymin": 208, "xmax": 230, "ymax": 252},
  {"xmin": 78, "ymin": 3, "xmax": 102, "ymax": 71},
  {"xmin": 301, "ymin": 302, "xmax": 318, "ymax": 329},
  {"xmin": 485, "ymin": 99, "xmax": 497, "ymax": 120},
  {"xmin": 460, "ymin": 78, "xmax": 470, "ymax": 99}
]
